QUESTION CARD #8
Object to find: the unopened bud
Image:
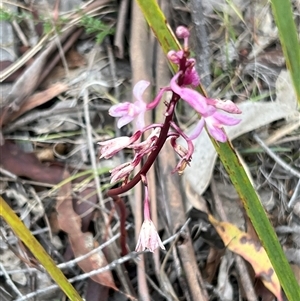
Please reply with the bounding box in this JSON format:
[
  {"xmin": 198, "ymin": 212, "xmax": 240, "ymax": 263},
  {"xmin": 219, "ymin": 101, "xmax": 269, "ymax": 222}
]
[
  {"xmin": 167, "ymin": 50, "xmax": 184, "ymax": 64},
  {"xmin": 176, "ymin": 26, "xmax": 190, "ymax": 39}
]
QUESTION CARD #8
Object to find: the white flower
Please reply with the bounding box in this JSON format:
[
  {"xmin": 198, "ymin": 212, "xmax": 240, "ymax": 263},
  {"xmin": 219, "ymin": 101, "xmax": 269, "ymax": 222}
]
[{"xmin": 135, "ymin": 219, "xmax": 165, "ymax": 252}]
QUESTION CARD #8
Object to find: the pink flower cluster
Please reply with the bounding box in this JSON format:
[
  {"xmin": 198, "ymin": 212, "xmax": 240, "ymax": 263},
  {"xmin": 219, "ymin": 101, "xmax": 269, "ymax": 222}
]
[{"xmin": 100, "ymin": 26, "xmax": 241, "ymax": 253}]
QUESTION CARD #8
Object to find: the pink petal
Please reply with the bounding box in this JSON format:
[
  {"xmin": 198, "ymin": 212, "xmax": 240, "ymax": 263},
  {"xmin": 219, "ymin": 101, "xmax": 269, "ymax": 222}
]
[
  {"xmin": 206, "ymin": 98, "xmax": 242, "ymax": 114},
  {"xmin": 205, "ymin": 117, "xmax": 227, "ymax": 142},
  {"xmin": 109, "ymin": 102, "xmax": 131, "ymax": 117},
  {"xmin": 146, "ymin": 87, "xmax": 170, "ymax": 110},
  {"xmin": 179, "ymin": 88, "xmax": 208, "ymax": 114},
  {"xmin": 212, "ymin": 112, "xmax": 241, "ymax": 126},
  {"xmin": 189, "ymin": 118, "xmax": 205, "ymax": 140},
  {"xmin": 183, "ymin": 66, "xmax": 200, "ymax": 86},
  {"xmin": 167, "ymin": 50, "xmax": 180, "ymax": 64},
  {"xmin": 117, "ymin": 115, "xmax": 134, "ymax": 128},
  {"xmin": 135, "ymin": 219, "xmax": 165, "ymax": 252},
  {"xmin": 133, "ymin": 80, "xmax": 150, "ymax": 103},
  {"xmin": 167, "ymin": 50, "xmax": 184, "ymax": 64},
  {"xmin": 133, "ymin": 100, "xmax": 146, "ymax": 113},
  {"xmin": 206, "ymin": 123, "xmax": 227, "ymax": 142},
  {"xmin": 170, "ymin": 73, "xmax": 207, "ymax": 114},
  {"xmin": 135, "ymin": 112, "xmax": 145, "ymax": 130},
  {"xmin": 98, "ymin": 136, "xmax": 131, "ymax": 159},
  {"xmin": 110, "ymin": 162, "xmax": 134, "ymax": 183}
]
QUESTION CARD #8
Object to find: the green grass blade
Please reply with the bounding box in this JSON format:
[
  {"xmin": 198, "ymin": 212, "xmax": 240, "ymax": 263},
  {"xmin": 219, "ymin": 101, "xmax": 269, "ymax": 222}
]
[
  {"xmin": 136, "ymin": 0, "xmax": 300, "ymax": 299},
  {"xmin": 271, "ymin": 0, "xmax": 300, "ymax": 105},
  {"xmin": 0, "ymin": 197, "xmax": 83, "ymax": 301}
]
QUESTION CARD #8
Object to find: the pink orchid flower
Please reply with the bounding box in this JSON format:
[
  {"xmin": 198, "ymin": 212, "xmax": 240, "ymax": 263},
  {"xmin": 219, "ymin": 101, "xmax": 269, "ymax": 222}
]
[
  {"xmin": 98, "ymin": 131, "xmax": 142, "ymax": 159},
  {"xmin": 109, "ymin": 80, "xmax": 149, "ymax": 129},
  {"xmin": 189, "ymin": 107, "xmax": 241, "ymax": 142},
  {"xmin": 110, "ymin": 162, "xmax": 135, "ymax": 183},
  {"xmin": 135, "ymin": 219, "xmax": 165, "ymax": 252},
  {"xmin": 176, "ymin": 26, "xmax": 190, "ymax": 39},
  {"xmin": 135, "ymin": 184, "xmax": 165, "ymax": 252},
  {"xmin": 167, "ymin": 52, "xmax": 199, "ymax": 86},
  {"xmin": 205, "ymin": 110, "xmax": 241, "ymax": 142},
  {"xmin": 170, "ymin": 72, "xmax": 208, "ymax": 115},
  {"xmin": 99, "ymin": 137, "xmax": 132, "ymax": 159}
]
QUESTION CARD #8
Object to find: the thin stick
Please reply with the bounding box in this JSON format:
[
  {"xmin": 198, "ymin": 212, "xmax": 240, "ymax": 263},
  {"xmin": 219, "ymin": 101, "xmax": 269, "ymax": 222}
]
[
  {"xmin": 253, "ymin": 133, "xmax": 300, "ymax": 178},
  {"xmin": 288, "ymin": 179, "xmax": 300, "ymax": 209},
  {"xmin": 0, "ymin": 262, "xmax": 23, "ymax": 298}
]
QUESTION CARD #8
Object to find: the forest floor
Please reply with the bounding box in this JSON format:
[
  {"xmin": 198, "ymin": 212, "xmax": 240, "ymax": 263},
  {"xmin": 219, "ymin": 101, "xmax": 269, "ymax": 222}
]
[{"xmin": 0, "ymin": 0, "xmax": 299, "ymax": 300}]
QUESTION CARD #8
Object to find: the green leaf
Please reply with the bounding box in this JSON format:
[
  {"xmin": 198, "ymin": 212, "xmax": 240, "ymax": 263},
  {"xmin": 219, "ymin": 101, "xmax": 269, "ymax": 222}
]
[
  {"xmin": 135, "ymin": 0, "xmax": 300, "ymax": 299},
  {"xmin": 79, "ymin": 14, "xmax": 114, "ymax": 44},
  {"xmin": 0, "ymin": 197, "xmax": 83, "ymax": 301},
  {"xmin": 270, "ymin": 0, "xmax": 300, "ymax": 106},
  {"xmin": 0, "ymin": 8, "xmax": 13, "ymax": 21}
]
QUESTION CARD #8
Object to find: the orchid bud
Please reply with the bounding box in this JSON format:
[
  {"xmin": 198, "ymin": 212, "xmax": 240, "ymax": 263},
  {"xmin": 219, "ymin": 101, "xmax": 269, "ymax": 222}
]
[
  {"xmin": 167, "ymin": 50, "xmax": 184, "ymax": 64},
  {"xmin": 176, "ymin": 26, "xmax": 190, "ymax": 39}
]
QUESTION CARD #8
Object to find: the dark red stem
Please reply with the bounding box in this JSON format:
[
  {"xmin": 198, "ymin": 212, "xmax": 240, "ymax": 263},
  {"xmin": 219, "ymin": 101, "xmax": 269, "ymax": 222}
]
[
  {"xmin": 107, "ymin": 55, "xmax": 187, "ymax": 198},
  {"xmin": 112, "ymin": 195, "xmax": 128, "ymax": 256},
  {"xmin": 107, "ymin": 101, "xmax": 177, "ymax": 197}
]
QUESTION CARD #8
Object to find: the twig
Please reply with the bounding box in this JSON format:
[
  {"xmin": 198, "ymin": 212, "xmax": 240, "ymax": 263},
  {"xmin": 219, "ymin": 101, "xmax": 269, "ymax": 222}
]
[
  {"xmin": 3, "ymin": 227, "xmax": 50, "ymax": 245},
  {"xmin": 0, "ymin": 35, "xmax": 49, "ymax": 82},
  {"xmin": 253, "ymin": 133, "xmax": 300, "ymax": 178},
  {"xmin": 0, "ymin": 262, "xmax": 23, "ymax": 298},
  {"xmin": 42, "ymin": 0, "xmax": 70, "ymax": 79},
  {"xmin": 82, "ymin": 83, "xmax": 135, "ymax": 295},
  {"xmin": 106, "ymin": 39, "xmax": 124, "ymax": 162},
  {"xmin": 37, "ymin": 28, "xmax": 83, "ymax": 86},
  {"xmin": 114, "ymin": 0, "xmax": 129, "ymax": 58},
  {"xmin": 288, "ymin": 179, "xmax": 300, "ymax": 209},
  {"xmin": 158, "ymin": 140, "xmax": 209, "ymax": 301},
  {"xmin": 190, "ymin": 0, "xmax": 212, "ymax": 88},
  {"xmin": 82, "ymin": 89, "xmax": 105, "ymax": 208},
  {"xmin": 0, "ymin": 167, "xmax": 18, "ymax": 179},
  {"xmin": 12, "ymin": 20, "xmax": 29, "ymax": 47}
]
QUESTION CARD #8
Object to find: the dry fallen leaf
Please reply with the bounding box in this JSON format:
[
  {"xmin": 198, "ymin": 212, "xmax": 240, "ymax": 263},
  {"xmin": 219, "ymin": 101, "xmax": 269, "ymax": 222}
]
[
  {"xmin": 5, "ymin": 82, "xmax": 69, "ymax": 125},
  {"xmin": 57, "ymin": 170, "xmax": 117, "ymax": 290},
  {"xmin": 208, "ymin": 214, "xmax": 283, "ymax": 301}
]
